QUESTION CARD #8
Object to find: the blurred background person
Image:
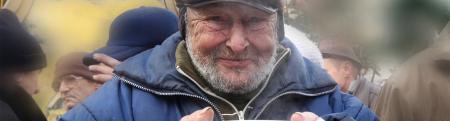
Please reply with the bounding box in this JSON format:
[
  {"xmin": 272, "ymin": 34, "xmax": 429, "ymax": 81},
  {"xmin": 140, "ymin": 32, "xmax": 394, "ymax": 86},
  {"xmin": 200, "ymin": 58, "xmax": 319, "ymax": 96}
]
[
  {"xmin": 48, "ymin": 52, "xmax": 100, "ymax": 120},
  {"xmin": 319, "ymin": 39, "xmax": 380, "ymax": 108},
  {"xmin": 53, "ymin": 52, "xmax": 101, "ymax": 111},
  {"xmin": 83, "ymin": 7, "xmax": 179, "ymax": 83},
  {"xmin": 0, "ymin": 9, "xmax": 47, "ymax": 121},
  {"xmin": 373, "ymin": 0, "xmax": 450, "ymax": 120},
  {"xmin": 11, "ymin": 1, "xmax": 168, "ymax": 113},
  {"xmin": 374, "ymin": 23, "xmax": 450, "ymax": 121}
]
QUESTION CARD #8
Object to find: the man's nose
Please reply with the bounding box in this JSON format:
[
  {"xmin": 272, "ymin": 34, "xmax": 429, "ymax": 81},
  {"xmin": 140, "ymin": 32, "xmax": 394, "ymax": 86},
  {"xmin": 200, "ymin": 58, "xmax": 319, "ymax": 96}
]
[
  {"xmin": 59, "ymin": 84, "xmax": 71, "ymax": 93},
  {"xmin": 226, "ymin": 22, "xmax": 249, "ymax": 53}
]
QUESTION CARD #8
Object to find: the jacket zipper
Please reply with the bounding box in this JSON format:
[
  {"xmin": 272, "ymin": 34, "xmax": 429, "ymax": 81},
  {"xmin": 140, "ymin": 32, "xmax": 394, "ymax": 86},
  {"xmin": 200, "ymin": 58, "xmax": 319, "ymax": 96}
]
[
  {"xmin": 177, "ymin": 48, "xmax": 292, "ymax": 120},
  {"xmin": 114, "ymin": 75, "xmax": 226, "ymax": 121},
  {"xmin": 241, "ymin": 48, "xmax": 291, "ymax": 119},
  {"xmin": 175, "ymin": 66, "xmax": 242, "ymax": 120},
  {"xmin": 254, "ymin": 86, "xmax": 337, "ymax": 119}
]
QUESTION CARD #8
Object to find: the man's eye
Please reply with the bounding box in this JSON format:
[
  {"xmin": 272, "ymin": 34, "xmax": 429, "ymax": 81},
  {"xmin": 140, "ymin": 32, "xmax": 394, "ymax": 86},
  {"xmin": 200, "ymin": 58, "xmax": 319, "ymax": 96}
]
[
  {"xmin": 246, "ymin": 17, "xmax": 267, "ymax": 30},
  {"xmin": 207, "ymin": 16, "xmax": 225, "ymax": 22},
  {"xmin": 248, "ymin": 17, "xmax": 265, "ymax": 23},
  {"xmin": 204, "ymin": 16, "xmax": 228, "ymax": 31}
]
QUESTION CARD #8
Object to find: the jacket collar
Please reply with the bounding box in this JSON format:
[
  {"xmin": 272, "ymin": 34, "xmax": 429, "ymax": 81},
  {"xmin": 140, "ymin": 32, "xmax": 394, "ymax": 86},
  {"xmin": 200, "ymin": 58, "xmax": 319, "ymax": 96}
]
[{"xmin": 174, "ymin": 41, "xmax": 209, "ymax": 92}]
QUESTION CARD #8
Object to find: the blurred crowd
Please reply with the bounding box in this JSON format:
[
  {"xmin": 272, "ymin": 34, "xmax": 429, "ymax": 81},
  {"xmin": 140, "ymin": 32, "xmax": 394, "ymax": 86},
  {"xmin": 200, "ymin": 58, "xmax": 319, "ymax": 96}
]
[{"xmin": 1, "ymin": 0, "xmax": 449, "ymax": 121}]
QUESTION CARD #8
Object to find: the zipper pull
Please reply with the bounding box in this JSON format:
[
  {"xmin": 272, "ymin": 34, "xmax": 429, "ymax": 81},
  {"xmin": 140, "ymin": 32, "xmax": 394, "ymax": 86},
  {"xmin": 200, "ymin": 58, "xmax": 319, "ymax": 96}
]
[{"xmin": 238, "ymin": 110, "xmax": 245, "ymax": 120}]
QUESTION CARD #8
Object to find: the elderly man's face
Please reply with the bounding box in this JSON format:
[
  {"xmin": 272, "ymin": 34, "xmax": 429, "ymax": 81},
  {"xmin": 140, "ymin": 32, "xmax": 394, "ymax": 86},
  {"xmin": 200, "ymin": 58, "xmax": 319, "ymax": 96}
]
[
  {"xmin": 186, "ymin": 3, "xmax": 278, "ymax": 94},
  {"xmin": 58, "ymin": 75, "xmax": 99, "ymax": 110}
]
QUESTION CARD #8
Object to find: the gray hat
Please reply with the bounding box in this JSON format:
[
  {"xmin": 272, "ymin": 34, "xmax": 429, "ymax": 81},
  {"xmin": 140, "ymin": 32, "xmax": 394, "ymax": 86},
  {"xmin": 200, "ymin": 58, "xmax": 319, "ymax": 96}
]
[
  {"xmin": 319, "ymin": 39, "xmax": 361, "ymax": 66},
  {"xmin": 53, "ymin": 52, "xmax": 94, "ymax": 91}
]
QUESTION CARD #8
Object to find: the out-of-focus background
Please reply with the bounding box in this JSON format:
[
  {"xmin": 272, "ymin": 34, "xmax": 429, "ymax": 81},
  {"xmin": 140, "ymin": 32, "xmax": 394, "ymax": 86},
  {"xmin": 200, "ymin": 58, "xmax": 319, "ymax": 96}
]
[
  {"xmin": 1, "ymin": 0, "xmax": 169, "ymax": 113},
  {"xmin": 1, "ymin": 0, "xmax": 449, "ymax": 118}
]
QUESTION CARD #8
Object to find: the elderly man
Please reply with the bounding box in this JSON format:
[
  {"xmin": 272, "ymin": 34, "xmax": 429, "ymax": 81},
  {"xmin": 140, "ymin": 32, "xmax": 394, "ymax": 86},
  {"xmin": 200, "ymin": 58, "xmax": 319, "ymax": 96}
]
[
  {"xmin": 319, "ymin": 39, "xmax": 380, "ymax": 108},
  {"xmin": 53, "ymin": 52, "xmax": 102, "ymax": 110},
  {"xmin": 60, "ymin": 0, "xmax": 377, "ymax": 121},
  {"xmin": 48, "ymin": 52, "xmax": 101, "ymax": 120}
]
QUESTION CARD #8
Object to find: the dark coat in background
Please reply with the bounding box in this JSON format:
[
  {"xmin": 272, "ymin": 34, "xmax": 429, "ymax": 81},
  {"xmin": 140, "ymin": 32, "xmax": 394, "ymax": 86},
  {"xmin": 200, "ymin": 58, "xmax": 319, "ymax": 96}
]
[
  {"xmin": 0, "ymin": 76, "xmax": 46, "ymax": 121},
  {"xmin": 374, "ymin": 24, "xmax": 450, "ymax": 121},
  {"xmin": 0, "ymin": 9, "xmax": 47, "ymax": 121},
  {"xmin": 348, "ymin": 78, "xmax": 380, "ymax": 109}
]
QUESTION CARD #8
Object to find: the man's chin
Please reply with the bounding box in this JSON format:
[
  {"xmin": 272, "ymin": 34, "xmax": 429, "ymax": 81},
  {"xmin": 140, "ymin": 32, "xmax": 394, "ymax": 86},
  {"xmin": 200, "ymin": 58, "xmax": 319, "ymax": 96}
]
[
  {"xmin": 216, "ymin": 59, "xmax": 253, "ymax": 68},
  {"xmin": 217, "ymin": 63, "xmax": 256, "ymax": 73},
  {"xmin": 228, "ymin": 81, "xmax": 253, "ymax": 90},
  {"xmin": 63, "ymin": 99, "xmax": 79, "ymax": 109},
  {"xmin": 220, "ymin": 71, "xmax": 253, "ymax": 80}
]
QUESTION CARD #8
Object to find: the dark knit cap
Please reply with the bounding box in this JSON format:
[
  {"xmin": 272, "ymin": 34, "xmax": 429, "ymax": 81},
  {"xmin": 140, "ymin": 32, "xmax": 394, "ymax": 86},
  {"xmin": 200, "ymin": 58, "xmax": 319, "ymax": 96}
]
[
  {"xmin": 53, "ymin": 52, "xmax": 94, "ymax": 91},
  {"xmin": 0, "ymin": 9, "xmax": 46, "ymax": 72},
  {"xmin": 176, "ymin": 0, "xmax": 285, "ymax": 41}
]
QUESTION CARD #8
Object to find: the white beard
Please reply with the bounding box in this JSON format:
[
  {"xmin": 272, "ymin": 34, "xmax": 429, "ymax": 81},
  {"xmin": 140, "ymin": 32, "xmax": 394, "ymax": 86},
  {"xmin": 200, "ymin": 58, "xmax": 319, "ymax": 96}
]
[{"xmin": 186, "ymin": 39, "xmax": 277, "ymax": 94}]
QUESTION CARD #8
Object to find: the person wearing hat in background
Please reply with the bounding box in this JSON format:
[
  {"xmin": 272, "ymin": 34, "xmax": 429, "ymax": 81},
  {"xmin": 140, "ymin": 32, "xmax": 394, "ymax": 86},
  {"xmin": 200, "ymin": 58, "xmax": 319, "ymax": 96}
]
[
  {"xmin": 83, "ymin": 7, "xmax": 179, "ymax": 83},
  {"xmin": 0, "ymin": 9, "xmax": 46, "ymax": 121},
  {"xmin": 319, "ymin": 39, "xmax": 380, "ymax": 108},
  {"xmin": 53, "ymin": 52, "xmax": 101, "ymax": 111},
  {"xmin": 60, "ymin": 0, "xmax": 377, "ymax": 121}
]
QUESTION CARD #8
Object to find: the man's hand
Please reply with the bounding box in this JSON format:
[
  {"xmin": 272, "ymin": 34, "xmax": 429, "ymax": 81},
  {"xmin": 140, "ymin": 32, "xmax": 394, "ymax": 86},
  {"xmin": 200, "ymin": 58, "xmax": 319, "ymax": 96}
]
[
  {"xmin": 291, "ymin": 112, "xmax": 325, "ymax": 121},
  {"xmin": 93, "ymin": 53, "xmax": 121, "ymax": 67},
  {"xmin": 179, "ymin": 108, "xmax": 322, "ymax": 121},
  {"xmin": 88, "ymin": 53, "xmax": 121, "ymax": 83},
  {"xmin": 180, "ymin": 107, "xmax": 214, "ymax": 121}
]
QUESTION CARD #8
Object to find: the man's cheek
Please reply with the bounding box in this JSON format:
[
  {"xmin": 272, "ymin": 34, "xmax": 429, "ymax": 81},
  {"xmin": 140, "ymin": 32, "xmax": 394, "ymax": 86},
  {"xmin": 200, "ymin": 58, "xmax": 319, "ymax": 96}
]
[
  {"xmin": 193, "ymin": 32, "xmax": 227, "ymax": 53},
  {"xmin": 247, "ymin": 29, "xmax": 276, "ymax": 51},
  {"xmin": 249, "ymin": 38, "xmax": 275, "ymax": 55}
]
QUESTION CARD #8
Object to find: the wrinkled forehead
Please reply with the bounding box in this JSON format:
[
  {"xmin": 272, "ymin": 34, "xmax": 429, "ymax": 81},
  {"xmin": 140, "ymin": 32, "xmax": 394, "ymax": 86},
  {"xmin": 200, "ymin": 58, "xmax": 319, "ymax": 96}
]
[{"xmin": 187, "ymin": 2, "xmax": 276, "ymax": 17}]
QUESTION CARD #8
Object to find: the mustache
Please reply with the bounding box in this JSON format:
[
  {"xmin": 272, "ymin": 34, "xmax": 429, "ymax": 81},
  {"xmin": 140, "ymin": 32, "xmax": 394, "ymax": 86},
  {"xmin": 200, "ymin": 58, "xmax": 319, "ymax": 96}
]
[
  {"xmin": 211, "ymin": 44, "xmax": 260, "ymax": 61},
  {"xmin": 61, "ymin": 93, "xmax": 82, "ymax": 102}
]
